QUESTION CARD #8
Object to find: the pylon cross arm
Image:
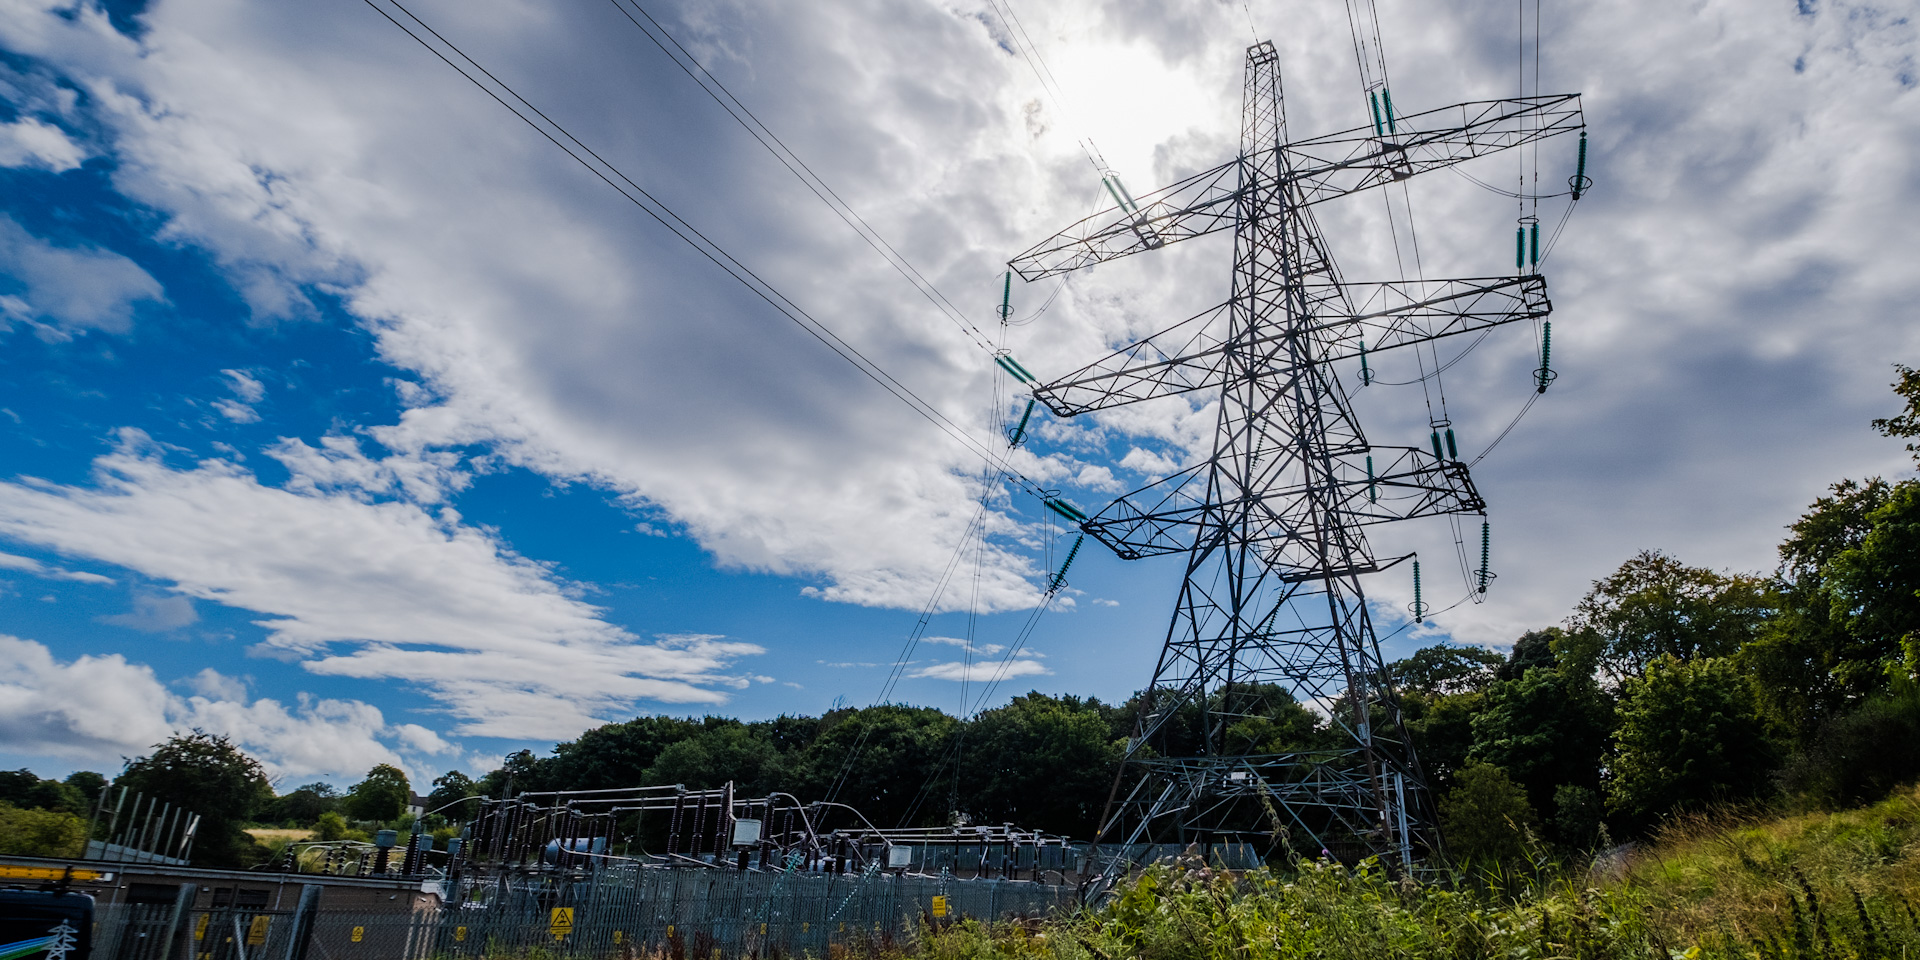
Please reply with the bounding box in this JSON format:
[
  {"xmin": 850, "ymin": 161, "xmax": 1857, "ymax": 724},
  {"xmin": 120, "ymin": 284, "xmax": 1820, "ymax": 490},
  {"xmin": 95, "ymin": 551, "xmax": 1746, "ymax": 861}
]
[{"xmin": 1031, "ymin": 275, "xmax": 1547, "ymax": 417}]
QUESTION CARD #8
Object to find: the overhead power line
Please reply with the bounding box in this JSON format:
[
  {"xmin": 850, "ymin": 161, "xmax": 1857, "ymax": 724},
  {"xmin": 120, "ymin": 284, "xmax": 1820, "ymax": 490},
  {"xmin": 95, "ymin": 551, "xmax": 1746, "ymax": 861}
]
[{"xmin": 363, "ymin": 0, "xmax": 1051, "ymax": 498}]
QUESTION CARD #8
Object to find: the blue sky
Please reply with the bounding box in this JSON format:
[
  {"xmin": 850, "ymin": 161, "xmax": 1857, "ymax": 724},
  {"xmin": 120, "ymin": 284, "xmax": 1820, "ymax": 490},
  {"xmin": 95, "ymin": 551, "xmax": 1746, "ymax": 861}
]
[{"xmin": 0, "ymin": 0, "xmax": 1914, "ymax": 786}]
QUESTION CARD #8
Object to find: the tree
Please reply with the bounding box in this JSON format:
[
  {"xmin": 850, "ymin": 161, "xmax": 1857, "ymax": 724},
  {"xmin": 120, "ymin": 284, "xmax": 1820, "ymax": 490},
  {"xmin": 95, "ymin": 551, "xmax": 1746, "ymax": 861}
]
[
  {"xmin": 1470, "ymin": 651, "xmax": 1613, "ymax": 845},
  {"xmin": 542, "ymin": 715, "xmax": 703, "ymax": 791},
  {"xmin": 791, "ymin": 704, "xmax": 958, "ymax": 827},
  {"xmin": 1569, "ymin": 551, "xmax": 1774, "ymax": 684},
  {"xmin": 644, "ymin": 723, "xmax": 782, "ymax": 794},
  {"xmin": 1439, "ymin": 763, "xmax": 1536, "ymax": 864},
  {"xmin": 1869, "ymin": 362, "xmax": 1920, "ymax": 459},
  {"xmin": 1390, "ymin": 644, "xmax": 1506, "ymax": 696},
  {"xmin": 63, "ymin": 771, "xmax": 107, "ymax": 807},
  {"xmin": 343, "ymin": 764, "xmax": 410, "ymax": 823},
  {"xmin": 0, "ymin": 770, "xmax": 86, "ymax": 815},
  {"xmin": 958, "ymin": 692, "xmax": 1122, "ymax": 838},
  {"xmin": 0, "ymin": 803, "xmax": 88, "ymax": 857},
  {"xmin": 264, "ymin": 783, "xmax": 339, "ymax": 826},
  {"xmin": 116, "ymin": 731, "xmax": 272, "ymax": 867},
  {"xmin": 1608, "ymin": 655, "xmax": 1777, "ymax": 832},
  {"xmin": 426, "ymin": 771, "xmax": 481, "ymax": 821},
  {"xmin": 312, "ymin": 810, "xmax": 350, "ymax": 841}
]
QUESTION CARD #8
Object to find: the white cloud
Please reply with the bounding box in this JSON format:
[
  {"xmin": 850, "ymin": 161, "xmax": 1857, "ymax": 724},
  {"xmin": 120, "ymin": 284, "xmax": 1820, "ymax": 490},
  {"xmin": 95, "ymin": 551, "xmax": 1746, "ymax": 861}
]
[
  {"xmin": 922, "ymin": 636, "xmax": 1006, "ymax": 656},
  {"xmin": 0, "ymin": 634, "xmax": 417, "ymax": 779},
  {"xmin": 0, "ymin": 116, "xmax": 83, "ymax": 171},
  {"xmin": 221, "ymin": 369, "xmax": 265, "ymax": 404},
  {"xmin": 0, "ymin": 214, "xmax": 162, "ymax": 336},
  {"xmin": 0, "ymin": 431, "xmax": 765, "ymax": 738},
  {"xmin": 909, "ymin": 657, "xmax": 1051, "ymax": 682},
  {"xmin": 100, "ymin": 591, "xmax": 198, "ymax": 632},
  {"xmin": 0, "ymin": 550, "xmax": 112, "ymax": 584}
]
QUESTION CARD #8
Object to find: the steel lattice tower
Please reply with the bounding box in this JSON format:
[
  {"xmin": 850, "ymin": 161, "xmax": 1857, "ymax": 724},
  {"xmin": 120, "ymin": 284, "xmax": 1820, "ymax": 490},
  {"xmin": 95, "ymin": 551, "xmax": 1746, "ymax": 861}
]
[{"xmin": 1008, "ymin": 41, "xmax": 1583, "ymax": 867}]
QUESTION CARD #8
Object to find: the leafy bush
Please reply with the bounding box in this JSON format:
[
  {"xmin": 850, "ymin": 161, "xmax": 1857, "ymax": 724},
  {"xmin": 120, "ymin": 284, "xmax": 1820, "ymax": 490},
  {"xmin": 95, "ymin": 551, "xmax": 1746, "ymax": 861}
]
[{"xmin": 0, "ymin": 802, "xmax": 87, "ymax": 857}]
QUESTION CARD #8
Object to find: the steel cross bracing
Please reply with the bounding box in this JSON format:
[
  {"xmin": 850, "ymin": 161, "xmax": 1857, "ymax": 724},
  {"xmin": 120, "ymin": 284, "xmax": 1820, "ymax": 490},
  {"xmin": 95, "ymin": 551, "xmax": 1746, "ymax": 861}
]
[{"xmin": 1007, "ymin": 41, "xmax": 1581, "ymax": 871}]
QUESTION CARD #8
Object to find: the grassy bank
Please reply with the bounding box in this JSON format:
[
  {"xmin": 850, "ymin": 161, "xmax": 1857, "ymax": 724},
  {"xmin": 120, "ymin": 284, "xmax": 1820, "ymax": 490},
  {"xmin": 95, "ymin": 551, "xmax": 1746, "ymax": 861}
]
[{"xmin": 912, "ymin": 786, "xmax": 1920, "ymax": 960}]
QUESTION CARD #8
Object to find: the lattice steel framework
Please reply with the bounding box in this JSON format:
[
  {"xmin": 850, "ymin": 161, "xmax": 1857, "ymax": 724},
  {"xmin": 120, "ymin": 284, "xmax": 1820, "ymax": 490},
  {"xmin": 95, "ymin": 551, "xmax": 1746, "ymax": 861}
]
[{"xmin": 1008, "ymin": 41, "xmax": 1582, "ymax": 868}]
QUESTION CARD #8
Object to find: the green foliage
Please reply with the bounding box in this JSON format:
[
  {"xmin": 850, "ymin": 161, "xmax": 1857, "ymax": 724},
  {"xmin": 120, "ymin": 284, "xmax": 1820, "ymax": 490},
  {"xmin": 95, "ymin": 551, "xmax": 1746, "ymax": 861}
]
[
  {"xmin": 0, "ymin": 802, "xmax": 87, "ymax": 857},
  {"xmin": 312, "ymin": 810, "xmax": 350, "ymax": 841},
  {"xmin": 1777, "ymin": 685, "xmax": 1920, "ymax": 807},
  {"xmin": 426, "ymin": 770, "xmax": 481, "ymax": 820},
  {"xmin": 117, "ymin": 730, "xmax": 272, "ymax": 867},
  {"xmin": 343, "ymin": 763, "xmax": 410, "ymax": 822},
  {"xmin": 646, "ymin": 722, "xmax": 782, "ymax": 793},
  {"xmin": 1870, "ymin": 362, "xmax": 1920, "ymax": 458},
  {"xmin": 63, "ymin": 771, "xmax": 107, "ymax": 807},
  {"xmin": 791, "ymin": 704, "xmax": 958, "ymax": 827},
  {"xmin": 958, "ymin": 693, "xmax": 1121, "ymax": 837},
  {"xmin": 1608, "ymin": 656, "xmax": 1777, "ymax": 830},
  {"xmin": 0, "ymin": 769, "xmax": 87, "ymax": 815},
  {"xmin": 263, "ymin": 782, "xmax": 339, "ymax": 825},
  {"xmin": 1400, "ymin": 688, "xmax": 1482, "ymax": 795},
  {"xmin": 1470, "ymin": 659, "xmax": 1612, "ymax": 825},
  {"xmin": 1439, "ymin": 762, "xmax": 1536, "ymax": 864},
  {"xmin": 1391, "ymin": 643, "xmax": 1506, "ymax": 695},
  {"xmin": 1569, "ymin": 550, "xmax": 1774, "ymax": 684}
]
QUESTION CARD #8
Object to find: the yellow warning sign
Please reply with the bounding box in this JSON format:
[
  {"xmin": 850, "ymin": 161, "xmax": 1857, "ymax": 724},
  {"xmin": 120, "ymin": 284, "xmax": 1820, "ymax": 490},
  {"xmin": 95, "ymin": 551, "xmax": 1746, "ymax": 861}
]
[
  {"xmin": 549, "ymin": 907, "xmax": 575, "ymax": 938},
  {"xmin": 455, "ymin": 927, "xmax": 468, "ymax": 942},
  {"xmin": 247, "ymin": 916, "xmax": 270, "ymax": 945},
  {"xmin": 931, "ymin": 896, "xmax": 949, "ymax": 918},
  {"xmin": 612, "ymin": 931, "xmax": 624, "ymax": 944},
  {"xmin": 195, "ymin": 916, "xmax": 210, "ymax": 941},
  {"xmin": 350, "ymin": 927, "xmax": 364, "ymax": 943}
]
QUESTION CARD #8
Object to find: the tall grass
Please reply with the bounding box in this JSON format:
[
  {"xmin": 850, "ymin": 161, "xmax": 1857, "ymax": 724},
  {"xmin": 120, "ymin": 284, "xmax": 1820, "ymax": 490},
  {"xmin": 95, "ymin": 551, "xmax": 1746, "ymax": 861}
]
[{"xmin": 908, "ymin": 784, "xmax": 1920, "ymax": 960}]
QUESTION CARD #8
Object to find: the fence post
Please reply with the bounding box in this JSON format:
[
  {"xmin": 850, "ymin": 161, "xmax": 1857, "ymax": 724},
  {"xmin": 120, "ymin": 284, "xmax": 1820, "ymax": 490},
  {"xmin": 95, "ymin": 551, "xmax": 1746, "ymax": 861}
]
[
  {"xmin": 280, "ymin": 885, "xmax": 323, "ymax": 960},
  {"xmin": 155, "ymin": 882, "xmax": 197, "ymax": 960}
]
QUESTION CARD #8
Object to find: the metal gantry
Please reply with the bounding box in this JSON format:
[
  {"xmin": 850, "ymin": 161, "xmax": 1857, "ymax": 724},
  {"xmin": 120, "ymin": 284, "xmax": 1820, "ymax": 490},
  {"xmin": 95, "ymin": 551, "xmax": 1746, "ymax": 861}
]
[{"xmin": 1008, "ymin": 41, "xmax": 1582, "ymax": 871}]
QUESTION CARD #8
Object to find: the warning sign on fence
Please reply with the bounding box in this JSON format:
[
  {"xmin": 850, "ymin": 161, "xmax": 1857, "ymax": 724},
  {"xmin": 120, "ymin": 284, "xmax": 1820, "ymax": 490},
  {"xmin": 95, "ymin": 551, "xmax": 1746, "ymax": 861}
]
[
  {"xmin": 350, "ymin": 927, "xmax": 363, "ymax": 943},
  {"xmin": 931, "ymin": 896, "xmax": 948, "ymax": 918},
  {"xmin": 455, "ymin": 927, "xmax": 467, "ymax": 942},
  {"xmin": 549, "ymin": 907, "xmax": 574, "ymax": 938},
  {"xmin": 246, "ymin": 916, "xmax": 270, "ymax": 945}
]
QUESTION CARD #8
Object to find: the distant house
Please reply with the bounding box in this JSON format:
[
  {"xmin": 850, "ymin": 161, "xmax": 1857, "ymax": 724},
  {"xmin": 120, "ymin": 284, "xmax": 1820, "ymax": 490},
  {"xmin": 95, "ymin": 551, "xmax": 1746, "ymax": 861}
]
[{"xmin": 405, "ymin": 792, "xmax": 429, "ymax": 819}]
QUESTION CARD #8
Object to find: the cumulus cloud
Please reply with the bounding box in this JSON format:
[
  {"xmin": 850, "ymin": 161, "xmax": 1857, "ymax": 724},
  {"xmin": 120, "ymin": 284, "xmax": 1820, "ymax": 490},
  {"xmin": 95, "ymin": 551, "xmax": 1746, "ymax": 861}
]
[
  {"xmin": 0, "ymin": 214, "xmax": 162, "ymax": 335},
  {"xmin": 0, "ymin": 634, "xmax": 423, "ymax": 778},
  {"xmin": 0, "ymin": 431, "xmax": 765, "ymax": 738},
  {"xmin": 0, "ymin": 116, "xmax": 83, "ymax": 170},
  {"xmin": 0, "ymin": 550, "xmax": 112, "ymax": 584}
]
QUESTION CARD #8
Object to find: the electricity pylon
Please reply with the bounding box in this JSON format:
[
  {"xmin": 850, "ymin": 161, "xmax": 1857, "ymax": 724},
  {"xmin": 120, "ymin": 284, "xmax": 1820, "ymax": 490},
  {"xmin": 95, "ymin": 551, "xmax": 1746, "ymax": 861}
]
[{"xmin": 1008, "ymin": 40, "xmax": 1583, "ymax": 869}]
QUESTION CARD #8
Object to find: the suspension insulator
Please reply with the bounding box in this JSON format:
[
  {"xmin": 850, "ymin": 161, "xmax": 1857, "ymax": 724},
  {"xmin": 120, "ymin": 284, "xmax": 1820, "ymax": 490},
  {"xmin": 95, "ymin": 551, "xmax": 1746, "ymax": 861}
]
[
  {"xmin": 1476, "ymin": 520, "xmax": 1492, "ymax": 594},
  {"xmin": 998, "ymin": 271, "xmax": 1013, "ymax": 322},
  {"xmin": 1530, "ymin": 222, "xmax": 1540, "ymax": 267},
  {"xmin": 1008, "ymin": 397, "xmax": 1036, "ymax": 447},
  {"xmin": 1430, "ymin": 430, "xmax": 1444, "ymax": 461},
  {"xmin": 1382, "ymin": 89, "xmax": 1396, "ymax": 134},
  {"xmin": 1515, "ymin": 226, "xmax": 1526, "ymax": 270},
  {"xmin": 1570, "ymin": 131, "xmax": 1591, "ymax": 200},
  {"xmin": 1411, "ymin": 560, "xmax": 1425, "ymax": 624},
  {"xmin": 1044, "ymin": 497, "xmax": 1090, "ymax": 524},
  {"xmin": 1445, "ymin": 428, "xmax": 1458, "ymax": 460},
  {"xmin": 1369, "ymin": 90, "xmax": 1385, "ymax": 137},
  {"xmin": 1534, "ymin": 320, "xmax": 1556, "ymax": 394},
  {"xmin": 1359, "ymin": 339, "xmax": 1371, "ymax": 385},
  {"xmin": 995, "ymin": 354, "xmax": 1037, "ymax": 384},
  {"xmin": 1366, "ymin": 455, "xmax": 1377, "ymax": 503},
  {"xmin": 1048, "ymin": 535, "xmax": 1085, "ymax": 593}
]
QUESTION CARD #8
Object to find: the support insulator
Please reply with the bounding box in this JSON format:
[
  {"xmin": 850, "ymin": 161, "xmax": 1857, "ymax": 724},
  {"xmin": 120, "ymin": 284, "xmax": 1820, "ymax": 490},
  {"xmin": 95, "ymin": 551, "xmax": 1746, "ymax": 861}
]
[
  {"xmin": 1411, "ymin": 560, "xmax": 1426, "ymax": 624},
  {"xmin": 1048, "ymin": 535, "xmax": 1085, "ymax": 593},
  {"xmin": 1044, "ymin": 497, "xmax": 1090, "ymax": 524},
  {"xmin": 1365, "ymin": 454, "xmax": 1376, "ymax": 503},
  {"xmin": 1008, "ymin": 397, "xmax": 1036, "ymax": 447},
  {"xmin": 998, "ymin": 271, "xmax": 1013, "ymax": 322},
  {"xmin": 1382, "ymin": 88, "xmax": 1396, "ymax": 134},
  {"xmin": 1359, "ymin": 339, "xmax": 1371, "ymax": 385},
  {"xmin": 1369, "ymin": 90, "xmax": 1385, "ymax": 137},
  {"xmin": 1429, "ymin": 430, "xmax": 1443, "ymax": 462},
  {"xmin": 1529, "ymin": 221, "xmax": 1540, "ymax": 267},
  {"xmin": 1515, "ymin": 225, "xmax": 1526, "ymax": 270},
  {"xmin": 1569, "ymin": 131, "xmax": 1591, "ymax": 199},
  {"xmin": 1534, "ymin": 320, "xmax": 1556, "ymax": 394},
  {"xmin": 1444, "ymin": 428, "xmax": 1458, "ymax": 460},
  {"xmin": 1475, "ymin": 520, "xmax": 1492, "ymax": 594},
  {"xmin": 995, "ymin": 353, "xmax": 1038, "ymax": 384}
]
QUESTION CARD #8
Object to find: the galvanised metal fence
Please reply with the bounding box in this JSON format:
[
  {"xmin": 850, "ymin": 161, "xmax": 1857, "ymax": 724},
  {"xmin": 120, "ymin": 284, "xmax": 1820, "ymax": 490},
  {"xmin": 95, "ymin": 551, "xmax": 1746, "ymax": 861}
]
[{"xmin": 88, "ymin": 869, "xmax": 1076, "ymax": 960}]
